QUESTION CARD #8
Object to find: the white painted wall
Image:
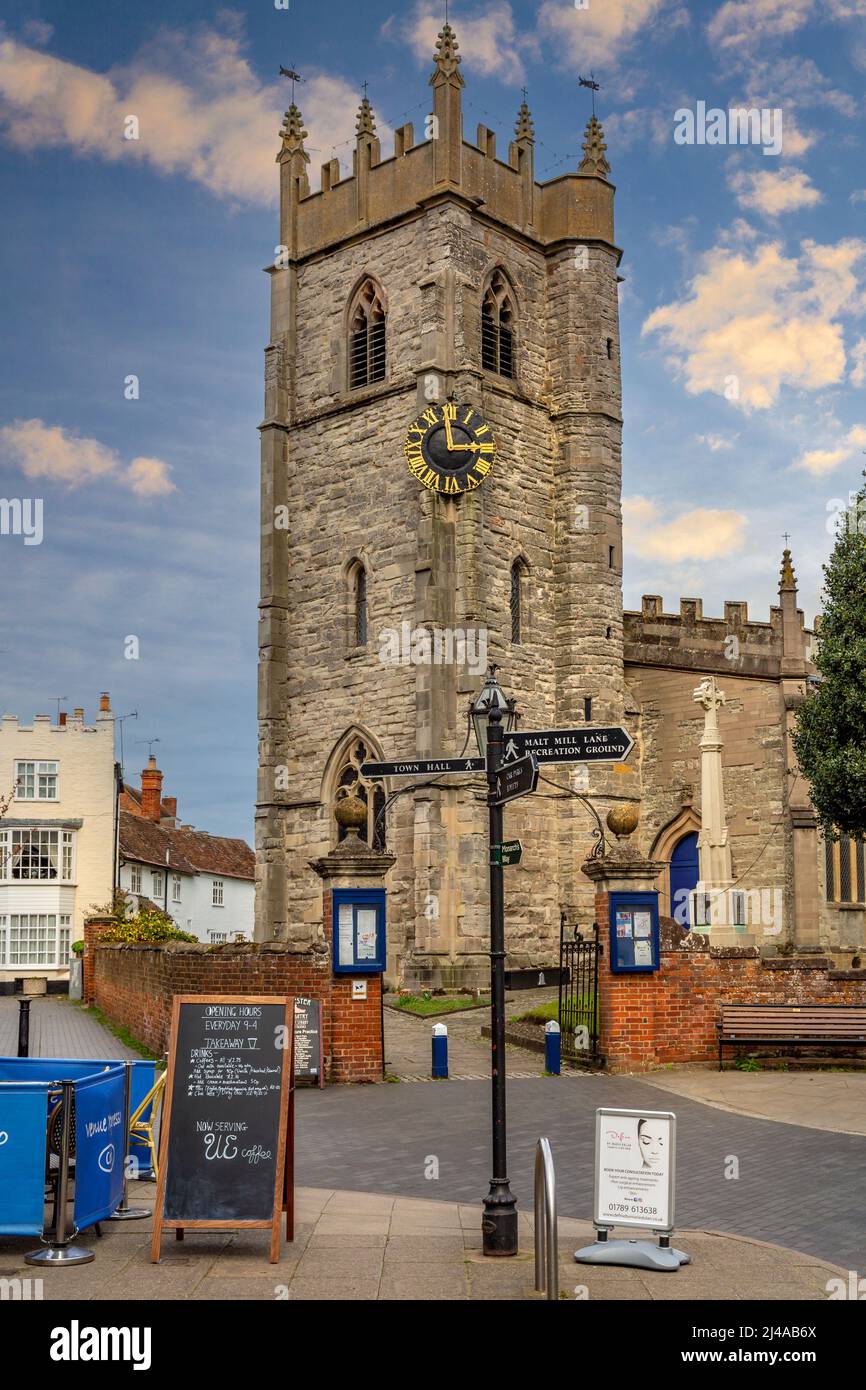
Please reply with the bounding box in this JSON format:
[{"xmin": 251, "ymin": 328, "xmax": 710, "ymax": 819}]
[
  {"xmin": 119, "ymin": 860, "xmax": 253, "ymax": 944},
  {"xmin": 0, "ymin": 709, "xmax": 115, "ymax": 978}
]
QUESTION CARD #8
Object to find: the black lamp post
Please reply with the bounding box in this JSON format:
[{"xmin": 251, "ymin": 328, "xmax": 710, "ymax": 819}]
[{"xmin": 470, "ymin": 666, "xmax": 519, "ymax": 1256}]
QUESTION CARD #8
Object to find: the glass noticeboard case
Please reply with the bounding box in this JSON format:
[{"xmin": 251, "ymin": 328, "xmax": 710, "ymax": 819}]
[
  {"xmin": 608, "ymin": 892, "xmax": 660, "ymax": 973},
  {"xmin": 331, "ymin": 888, "xmax": 386, "ymax": 974}
]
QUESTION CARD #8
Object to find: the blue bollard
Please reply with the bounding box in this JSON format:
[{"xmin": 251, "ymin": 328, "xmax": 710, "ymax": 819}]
[
  {"xmin": 544, "ymin": 1020, "xmax": 561, "ymax": 1075},
  {"xmin": 431, "ymin": 1022, "xmax": 448, "ymax": 1079}
]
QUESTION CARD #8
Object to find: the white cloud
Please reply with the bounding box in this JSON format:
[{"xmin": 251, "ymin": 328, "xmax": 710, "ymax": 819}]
[
  {"xmin": 0, "ymin": 24, "xmax": 372, "ymax": 204},
  {"xmin": 794, "ymin": 424, "xmax": 866, "ymax": 475},
  {"xmin": 624, "ymin": 495, "xmax": 747, "ymax": 560},
  {"xmin": 850, "ymin": 338, "xmax": 866, "ymax": 386},
  {"xmin": 395, "ymin": 2, "xmax": 533, "ymax": 84},
  {"xmin": 729, "ymin": 167, "xmax": 822, "ymax": 217},
  {"xmin": 642, "ymin": 235, "xmax": 866, "ymax": 410},
  {"xmin": 708, "ymin": 0, "xmax": 811, "ymax": 51},
  {"xmin": 695, "ymin": 433, "xmax": 737, "ymax": 452},
  {"xmin": 538, "ymin": 0, "xmax": 676, "ymax": 68},
  {"xmin": 0, "ymin": 419, "xmax": 175, "ymax": 495},
  {"xmin": 851, "ymin": 190, "xmax": 866, "ymax": 205}
]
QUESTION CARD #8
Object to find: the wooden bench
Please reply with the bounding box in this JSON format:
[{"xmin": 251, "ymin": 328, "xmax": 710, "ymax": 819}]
[{"xmin": 718, "ymin": 1004, "xmax": 866, "ymax": 1070}]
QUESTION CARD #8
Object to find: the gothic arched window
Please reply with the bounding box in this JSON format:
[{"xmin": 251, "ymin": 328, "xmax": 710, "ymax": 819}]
[
  {"xmin": 355, "ymin": 565, "xmax": 367, "ymax": 646},
  {"xmin": 333, "ymin": 738, "xmax": 386, "ymax": 851},
  {"xmin": 482, "ymin": 269, "xmax": 515, "ymax": 379},
  {"xmin": 349, "ymin": 279, "xmax": 386, "ymax": 389},
  {"xmin": 508, "ymin": 556, "xmax": 528, "ymax": 642}
]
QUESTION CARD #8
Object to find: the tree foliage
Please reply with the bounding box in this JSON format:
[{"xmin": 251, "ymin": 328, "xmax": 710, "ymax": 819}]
[{"xmin": 792, "ymin": 478, "xmax": 866, "ymax": 841}]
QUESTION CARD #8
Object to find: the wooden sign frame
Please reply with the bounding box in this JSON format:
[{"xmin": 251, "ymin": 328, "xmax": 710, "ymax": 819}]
[{"xmin": 151, "ymin": 995, "xmax": 294, "ymax": 1265}]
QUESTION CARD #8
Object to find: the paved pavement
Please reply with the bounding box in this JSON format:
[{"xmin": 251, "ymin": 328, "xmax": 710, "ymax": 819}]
[
  {"xmin": 0, "ymin": 1185, "xmax": 844, "ymax": 1301},
  {"xmin": 295, "ymin": 1075, "xmax": 866, "ymax": 1269},
  {"xmin": 384, "ymin": 987, "xmax": 564, "ymax": 1080},
  {"xmin": 643, "ymin": 1068, "xmax": 866, "ymax": 1137},
  {"xmin": 0, "ymin": 996, "xmax": 138, "ymax": 1060}
]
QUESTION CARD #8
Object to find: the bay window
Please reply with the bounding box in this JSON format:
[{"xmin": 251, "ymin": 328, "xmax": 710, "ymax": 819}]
[
  {"xmin": 0, "ymin": 914, "xmax": 72, "ymax": 967},
  {"xmin": 0, "ymin": 828, "xmax": 76, "ymax": 882}
]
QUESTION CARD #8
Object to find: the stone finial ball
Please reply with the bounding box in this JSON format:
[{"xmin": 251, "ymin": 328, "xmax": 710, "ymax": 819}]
[
  {"xmin": 606, "ymin": 803, "xmax": 640, "ymax": 837},
  {"xmin": 334, "ymin": 794, "xmax": 368, "ymax": 831}
]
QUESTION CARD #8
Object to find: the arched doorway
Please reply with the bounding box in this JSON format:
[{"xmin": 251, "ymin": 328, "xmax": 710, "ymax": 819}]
[{"xmin": 670, "ymin": 832, "xmax": 699, "ymax": 928}]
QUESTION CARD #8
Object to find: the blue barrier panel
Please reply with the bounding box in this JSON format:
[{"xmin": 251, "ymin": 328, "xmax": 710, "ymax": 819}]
[
  {"xmin": 0, "ymin": 1082, "xmax": 49, "ymax": 1235},
  {"xmin": 128, "ymin": 1060, "xmax": 156, "ymax": 1178},
  {"xmin": 72, "ymin": 1064, "xmax": 125, "ymax": 1230},
  {"xmin": 0, "ymin": 1058, "xmax": 113, "ymax": 1084}
]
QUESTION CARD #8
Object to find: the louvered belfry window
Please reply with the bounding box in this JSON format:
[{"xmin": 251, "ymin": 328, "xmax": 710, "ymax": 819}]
[
  {"xmin": 349, "ymin": 280, "xmax": 386, "ymax": 389},
  {"xmin": 482, "ymin": 270, "xmax": 515, "ymax": 379}
]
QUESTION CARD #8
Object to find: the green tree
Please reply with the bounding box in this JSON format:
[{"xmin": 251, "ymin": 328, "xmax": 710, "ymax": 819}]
[{"xmin": 792, "ymin": 477, "xmax": 866, "ymax": 841}]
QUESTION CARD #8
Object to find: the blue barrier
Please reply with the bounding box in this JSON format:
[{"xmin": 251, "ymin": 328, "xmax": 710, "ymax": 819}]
[
  {"xmin": 0, "ymin": 1083, "xmax": 50, "ymax": 1236},
  {"xmin": 0, "ymin": 1056, "xmax": 152, "ymax": 1239},
  {"xmin": 128, "ymin": 1060, "xmax": 157, "ymax": 1179}
]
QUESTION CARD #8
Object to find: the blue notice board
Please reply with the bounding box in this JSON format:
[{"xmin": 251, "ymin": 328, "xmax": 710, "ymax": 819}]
[
  {"xmin": 609, "ymin": 892, "xmax": 660, "ymax": 973},
  {"xmin": 332, "ymin": 888, "xmax": 386, "ymax": 974}
]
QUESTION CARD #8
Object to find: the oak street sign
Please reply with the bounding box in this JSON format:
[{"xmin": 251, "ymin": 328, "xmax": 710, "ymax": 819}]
[
  {"xmin": 360, "ymin": 757, "xmax": 485, "ymax": 778},
  {"xmin": 494, "ymin": 753, "xmax": 539, "ymax": 805},
  {"xmin": 501, "ymin": 726, "xmax": 634, "ymax": 765}
]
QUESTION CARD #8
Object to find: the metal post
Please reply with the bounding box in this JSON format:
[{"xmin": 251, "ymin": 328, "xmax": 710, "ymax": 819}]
[
  {"xmin": 482, "ymin": 705, "xmax": 518, "ymax": 1256},
  {"xmin": 431, "ymin": 1022, "xmax": 449, "ymax": 1079},
  {"xmin": 17, "ymin": 997, "xmax": 30, "ymax": 1057},
  {"xmin": 534, "ymin": 1137, "xmax": 559, "ymax": 1299},
  {"xmin": 26, "ymin": 1079, "xmax": 95, "ymax": 1265},
  {"xmin": 109, "ymin": 1061, "xmax": 150, "ymax": 1220}
]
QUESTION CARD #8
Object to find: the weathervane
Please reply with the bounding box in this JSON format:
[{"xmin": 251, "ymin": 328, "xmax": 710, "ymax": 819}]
[
  {"xmin": 279, "ymin": 64, "xmax": 304, "ymax": 104},
  {"xmin": 578, "ymin": 72, "xmax": 601, "ymax": 118}
]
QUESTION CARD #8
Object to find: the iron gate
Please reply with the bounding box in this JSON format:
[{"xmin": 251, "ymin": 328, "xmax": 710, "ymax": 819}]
[{"xmin": 558, "ymin": 920, "xmax": 600, "ymax": 1062}]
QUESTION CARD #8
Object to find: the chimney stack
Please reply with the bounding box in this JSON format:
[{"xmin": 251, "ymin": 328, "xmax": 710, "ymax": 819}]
[
  {"xmin": 99, "ymin": 692, "xmax": 111, "ymax": 713},
  {"xmin": 141, "ymin": 755, "xmax": 164, "ymax": 823},
  {"xmin": 58, "ymin": 711, "xmax": 67, "ymax": 726}
]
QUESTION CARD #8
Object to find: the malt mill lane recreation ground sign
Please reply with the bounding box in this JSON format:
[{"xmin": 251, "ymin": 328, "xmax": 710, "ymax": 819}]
[{"xmin": 360, "ymin": 727, "xmax": 633, "ymax": 782}]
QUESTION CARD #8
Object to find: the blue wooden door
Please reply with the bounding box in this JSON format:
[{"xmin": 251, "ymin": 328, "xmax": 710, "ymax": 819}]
[{"xmin": 670, "ymin": 832, "xmax": 699, "ymax": 928}]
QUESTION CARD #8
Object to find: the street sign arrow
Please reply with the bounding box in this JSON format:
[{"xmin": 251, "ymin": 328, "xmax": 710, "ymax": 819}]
[
  {"xmin": 494, "ymin": 753, "xmax": 539, "ymax": 805},
  {"xmin": 360, "ymin": 757, "xmax": 485, "ymax": 779},
  {"xmin": 502, "ymin": 726, "xmax": 634, "ymax": 765}
]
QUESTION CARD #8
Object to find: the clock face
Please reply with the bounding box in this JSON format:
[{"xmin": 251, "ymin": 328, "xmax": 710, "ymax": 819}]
[{"xmin": 403, "ymin": 402, "xmax": 497, "ymax": 495}]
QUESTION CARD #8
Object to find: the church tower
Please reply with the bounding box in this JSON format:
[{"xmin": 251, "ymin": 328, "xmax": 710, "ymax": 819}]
[{"xmin": 257, "ymin": 25, "xmax": 630, "ymax": 986}]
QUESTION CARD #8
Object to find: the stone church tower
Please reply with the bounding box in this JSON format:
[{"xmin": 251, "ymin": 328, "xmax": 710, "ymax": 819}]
[{"xmin": 257, "ymin": 24, "xmax": 635, "ymax": 986}]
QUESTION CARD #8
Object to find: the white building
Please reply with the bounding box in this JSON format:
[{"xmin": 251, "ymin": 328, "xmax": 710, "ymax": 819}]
[
  {"xmin": 0, "ymin": 695, "xmax": 116, "ymax": 987},
  {"xmin": 118, "ymin": 757, "xmax": 254, "ymax": 943}
]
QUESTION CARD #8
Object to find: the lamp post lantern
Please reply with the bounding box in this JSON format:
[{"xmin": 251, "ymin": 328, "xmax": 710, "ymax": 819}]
[{"xmin": 470, "ymin": 666, "xmax": 519, "ymax": 1256}]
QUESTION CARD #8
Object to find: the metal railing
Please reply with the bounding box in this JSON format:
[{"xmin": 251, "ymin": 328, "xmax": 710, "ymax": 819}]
[
  {"xmin": 534, "ymin": 1136, "xmax": 559, "ymax": 1300},
  {"xmin": 558, "ymin": 922, "xmax": 600, "ymax": 1061}
]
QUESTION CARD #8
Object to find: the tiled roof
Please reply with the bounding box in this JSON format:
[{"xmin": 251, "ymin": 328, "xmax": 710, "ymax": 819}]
[{"xmin": 119, "ymin": 810, "xmax": 254, "ymax": 880}]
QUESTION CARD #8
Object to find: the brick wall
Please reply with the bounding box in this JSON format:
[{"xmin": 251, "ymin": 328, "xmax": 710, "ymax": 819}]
[
  {"xmin": 90, "ymin": 938, "xmax": 382, "ymax": 1083},
  {"xmin": 594, "ymin": 891, "xmax": 866, "ymax": 1071}
]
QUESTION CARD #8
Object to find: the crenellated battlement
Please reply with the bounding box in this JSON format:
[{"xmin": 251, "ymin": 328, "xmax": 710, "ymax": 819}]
[
  {"xmin": 624, "ymin": 590, "xmax": 816, "ymax": 680},
  {"xmin": 276, "ymin": 23, "xmax": 617, "ymax": 261}
]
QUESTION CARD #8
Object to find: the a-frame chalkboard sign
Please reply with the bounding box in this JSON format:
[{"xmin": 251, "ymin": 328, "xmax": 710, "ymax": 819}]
[{"xmin": 151, "ymin": 995, "xmax": 294, "ymax": 1264}]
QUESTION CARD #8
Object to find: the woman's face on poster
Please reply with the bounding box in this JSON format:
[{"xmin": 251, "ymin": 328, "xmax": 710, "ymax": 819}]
[{"xmin": 638, "ymin": 1120, "xmax": 665, "ymax": 1168}]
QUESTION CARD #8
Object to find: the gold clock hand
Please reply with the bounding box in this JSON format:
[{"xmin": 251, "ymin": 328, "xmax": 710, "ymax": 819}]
[{"xmin": 443, "ymin": 413, "xmax": 455, "ymax": 450}]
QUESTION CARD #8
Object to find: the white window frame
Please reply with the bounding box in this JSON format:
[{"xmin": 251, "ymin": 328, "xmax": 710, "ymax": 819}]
[
  {"xmin": 0, "ymin": 827, "xmax": 75, "ymax": 884},
  {"xmin": 172, "ymin": 873, "xmax": 182, "ymax": 903},
  {"xmin": 0, "ymin": 913, "xmax": 71, "ymax": 968},
  {"xmin": 129, "ymin": 863, "xmax": 142, "ymax": 894},
  {"xmin": 151, "ymin": 870, "xmax": 164, "ymax": 899},
  {"xmin": 14, "ymin": 760, "xmax": 59, "ymax": 801},
  {"xmin": 209, "ymin": 931, "xmax": 227, "ymax": 944},
  {"xmin": 212, "ymin": 879, "xmax": 224, "ymax": 907}
]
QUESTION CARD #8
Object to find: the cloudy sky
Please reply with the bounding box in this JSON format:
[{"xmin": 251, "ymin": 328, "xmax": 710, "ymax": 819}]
[{"xmin": 0, "ymin": 0, "xmax": 864, "ymax": 839}]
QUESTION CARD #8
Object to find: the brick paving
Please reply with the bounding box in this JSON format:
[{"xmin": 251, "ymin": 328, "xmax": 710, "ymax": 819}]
[
  {"xmin": 0, "ymin": 1186, "xmax": 844, "ymax": 1301},
  {"xmin": 0, "ymin": 996, "xmax": 138, "ymax": 1060},
  {"xmin": 384, "ymin": 986, "xmax": 567, "ymax": 1080},
  {"xmin": 294, "ymin": 1074, "xmax": 866, "ymax": 1270}
]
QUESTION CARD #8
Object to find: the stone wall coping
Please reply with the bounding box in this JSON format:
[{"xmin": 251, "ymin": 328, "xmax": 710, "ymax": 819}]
[{"xmin": 93, "ymin": 940, "xmax": 329, "ymax": 960}]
